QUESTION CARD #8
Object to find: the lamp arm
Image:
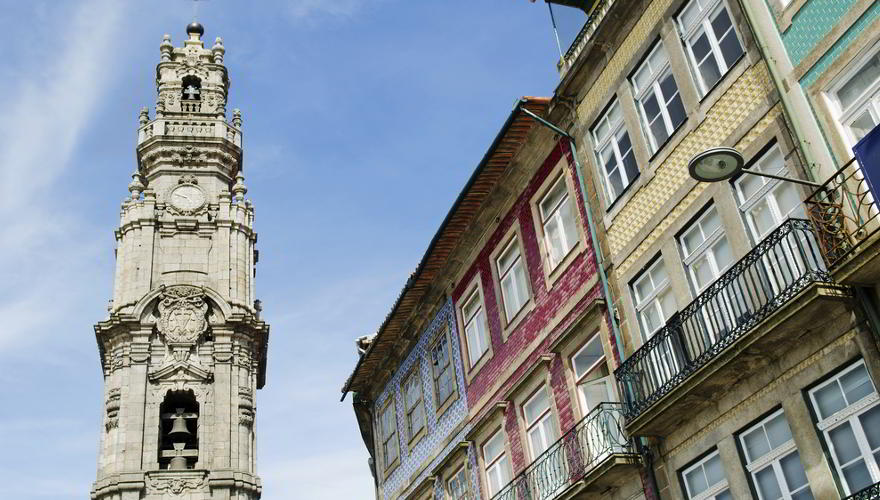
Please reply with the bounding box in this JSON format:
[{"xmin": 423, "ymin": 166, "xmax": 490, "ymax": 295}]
[{"xmin": 741, "ymin": 169, "xmax": 822, "ymax": 188}]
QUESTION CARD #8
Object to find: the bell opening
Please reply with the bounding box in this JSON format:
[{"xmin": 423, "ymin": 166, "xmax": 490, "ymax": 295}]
[{"xmin": 159, "ymin": 389, "xmax": 199, "ymax": 470}]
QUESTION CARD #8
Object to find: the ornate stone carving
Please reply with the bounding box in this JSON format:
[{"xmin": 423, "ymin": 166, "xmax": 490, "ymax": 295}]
[
  {"xmin": 238, "ymin": 386, "xmax": 255, "ymax": 427},
  {"xmin": 105, "ymin": 388, "xmax": 121, "ymax": 432},
  {"xmin": 146, "ymin": 471, "xmax": 207, "ymax": 496},
  {"xmin": 157, "ymin": 286, "xmax": 208, "ymax": 346}
]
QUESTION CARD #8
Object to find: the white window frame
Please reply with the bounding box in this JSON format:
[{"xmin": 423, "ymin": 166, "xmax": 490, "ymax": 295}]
[
  {"xmin": 807, "ymin": 360, "xmax": 880, "ymax": 495},
  {"xmin": 447, "ymin": 464, "xmax": 471, "ymax": 500},
  {"xmin": 379, "ymin": 398, "xmax": 400, "ymax": 471},
  {"xmin": 496, "ymin": 237, "xmax": 530, "ymax": 322},
  {"xmin": 738, "ymin": 409, "xmax": 813, "ymax": 500},
  {"xmin": 827, "ymin": 40, "xmax": 880, "ymax": 148},
  {"xmin": 483, "ymin": 429, "xmax": 511, "ymax": 497},
  {"xmin": 677, "ymin": 0, "xmax": 745, "ymax": 96},
  {"xmin": 632, "ymin": 258, "xmax": 678, "ymax": 340},
  {"xmin": 538, "ymin": 174, "xmax": 580, "ymax": 268},
  {"xmin": 461, "ymin": 288, "xmax": 490, "ymax": 368},
  {"xmin": 571, "ymin": 334, "xmax": 615, "ymax": 413},
  {"xmin": 591, "ymin": 99, "xmax": 639, "ymax": 203},
  {"xmin": 631, "ymin": 43, "xmax": 687, "ymax": 153},
  {"xmin": 734, "ymin": 145, "xmax": 805, "ymax": 243},
  {"xmin": 430, "ymin": 330, "xmax": 456, "ymax": 409},
  {"xmin": 681, "ymin": 450, "xmax": 732, "ymax": 500},
  {"xmin": 523, "ymin": 386, "xmax": 559, "ymax": 460},
  {"xmin": 402, "ymin": 365, "xmax": 426, "ymax": 443},
  {"xmin": 680, "ymin": 206, "xmax": 732, "ymax": 294}
]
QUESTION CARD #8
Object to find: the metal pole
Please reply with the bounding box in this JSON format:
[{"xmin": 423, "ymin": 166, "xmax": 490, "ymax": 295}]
[
  {"xmin": 547, "ymin": 2, "xmax": 565, "ymax": 63},
  {"xmin": 740, "ymin": 169, "xmax": 822, "ymax": 188}
]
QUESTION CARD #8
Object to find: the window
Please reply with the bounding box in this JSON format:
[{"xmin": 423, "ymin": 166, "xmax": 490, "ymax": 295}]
[
  {"xmin": 496, "ymin": 237, "xmax": 530, "ymax": 322},
  {"xmin": 680, "ymin": 207, "xmax": 734, "ymax": 295},
  {"xmin": 632, "ymin": 258, "xmax": 678, "ymax": 340},
  {"xmin": 403, "ymin": 366, "xmax": 426, "ymax": 442},
  {"xmin": 483, "ymin": 430, "xmax": 512, "ymax": 497},
  {"xmin": 461, "ymin": 289, "xmax": 490, "ymax": 367},
  {"xmin": 539, "ymin": 175, "xmax": 580, "ymax": 267},
  {"xmin": 680, "ymin": 206, "xmax": 737, "ymax": 344},
  {"xmin": 523, "ymin": 386, "xmax": 559, "ymax": 459},
  {"xmin": 738, "ymin": 409, "xmax": 814, "ymax": 500},
  {"xmin": 447, "ymin": 465, "xmax": 471, "ymax": 500},
  {"xmin": 430, "ymin": 331, "xmax": 456, "ymax": 407},
  {"xmin": 571, "ymin": 334, "xmax": 614, "ymax": 415},
  {"xmin": 829, "ymin": 42, "xmax": 880, "ymax": 146},
  {"xmin": 681, "ymin": 450, "xmax": 733, "ymax": 500},
  {"xmin": 734, "ymin": 145, "xmax": 805, "ymax": 243},
  {"xmin": 591, "ymin": 100, "xmax": 639, "ymax": 202},
  {"xmin": 379, "ymin": 399, "xmax": 399, "ymax": 470},
  {"xmin": 808, "ymin": 360, "xmax": 880, "ymax": 495},
  {"xmin": 677, "ymin": 0, "xmax": 744, "ymax": 96},
  {"xmin": 631, "ymin": 43, "xmax": 687, "ymax": 153}
]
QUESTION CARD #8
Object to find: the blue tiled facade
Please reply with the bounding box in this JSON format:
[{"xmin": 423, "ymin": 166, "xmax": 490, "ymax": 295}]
[
  {"xmin": 800, "ymin": 3, "xmax": 880, "ymax": 89},
  {"xmin": 781, "ymin": 0, "xmax": 860, "ymax": 68},
  {"xmin": 373, "ymin": 299, "xmax": 476, "ymax": 500}
]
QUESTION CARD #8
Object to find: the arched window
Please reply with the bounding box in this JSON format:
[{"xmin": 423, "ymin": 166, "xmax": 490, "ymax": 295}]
[
  {"xmin": 159, "ymin": 389, "xmax": 199, "ymax": 470},
  {"xmin": 181, "ymin": 76, "xmax": 201, "ymax": 101}
]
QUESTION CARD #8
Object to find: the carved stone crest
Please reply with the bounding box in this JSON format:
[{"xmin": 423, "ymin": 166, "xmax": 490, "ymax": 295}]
[
  {"xmin": 146, "ymin": 471, "xmax": 207, "ymax": 496},
  {"xmin": 157, "ymin": 286, "xmax": 208, "ymax": 345}
]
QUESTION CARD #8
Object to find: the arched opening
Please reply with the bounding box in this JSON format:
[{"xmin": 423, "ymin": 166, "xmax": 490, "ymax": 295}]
[
  {"xmin": 158, "ymin": 389, "xmax": 199, "ymax": 470},
  {"xmin": 181, "ymin": 76, "xmax": 201, "ymax": 101}
]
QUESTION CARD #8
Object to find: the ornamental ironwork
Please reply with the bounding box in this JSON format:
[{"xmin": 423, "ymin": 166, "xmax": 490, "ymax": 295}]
[
  {"xmin": 805, "ymin": 157, "xmax": 880, "ymax": 268},
  {"xmin": 490, "ymin": 402, "xmax": 636, "ymax": 500},
  {"xmin": 615, "ymin": 219, "xmax": 834, "ymax": 421},
  {"xmin": 845, "ymin": 481, "xmax": 880, "ymax": 500}
]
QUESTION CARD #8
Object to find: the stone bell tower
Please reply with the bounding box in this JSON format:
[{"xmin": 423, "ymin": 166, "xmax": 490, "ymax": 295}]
[{"xmin": 91, "ymin": 23, "xmax": 269, "ymax": 500}]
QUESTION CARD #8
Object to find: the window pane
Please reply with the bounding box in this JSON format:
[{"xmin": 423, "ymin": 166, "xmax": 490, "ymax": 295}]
[
  {"xmin": 650, "ymin": 113, "xmax": 670, "ymax": 146},
  {"xmin": 498, "ymin": 243, "xmax": 520, "ymax": 275},
  {"xmin": 750, "ymin": 199, "xmax": 777, "ymax": 238},
  {"xmin": 560, "ymin": 198, "xmax": 579, "ymax": 253},
  {"xmin": 622, "ymin": 150, "xmax": 640, "ymax": 186},
  {"xmin": 650, "ymin": 45, "xmax": 669, "ymax": 72},
  {"xmin": 410, "ymin": 404, "xmax": 424, "ymax": 434},
  {"xmin": 439, "ymin": 366, "xmax": 454, "ymax": 403},
  {"xmin": 524, "ymin": 387, "xmax": 550, "ymax": 425},
  {"xmin": 667, "ymin": 93, "xmax": 687, "ymax": 130},
  {"xmin": 715, "ymin": 490, "xmax": 733, "ymax": 500},
  {"xmin": 840, "ymin": 365, "xmax": 874, "ymax": 404},
  {"xmin": 743, "ymin": 427, "xmax": 771, "ymax": 462},
  {"xmin": 780, "ymin": 451, "xmax": 810, "ymax": 493},
  {"xmin": 838, "ymin": 53, "xmax": 880, "ymax": 110},
  {"xmin": 842, "ymin": 460, "xmax": 873, "ymax": 493},
  {"xmin": 634, "ymin": 65, "xmax": 653, "ymax": 94},
  {"xmin": 815, "ymin": 383, "xmax": 847, "ymax": 419},
  {"xmin": 774, "ymin": 183, "xmax": 802, "ymax": 219},
  {"xmin": 540, "ymin": 179, "xmax": 567, "ymax": 220},
  {"xmin": 850, "ymin": 109, "xmax": 878, "ymax": 142},
  {"xmin": 484, "ymin": 432, "xmax": 505, "ymax": 462},
  {"xmin": 859, "ymin": 405, "xmax": 880, "ymax": 450},
  {"xmin": 659, "ymin": 288, "xmax": 677, "ymax": 318},
  {"xmin": 713, "ymin": 237, "xmax": 734, "ymax": 270},
  {"xmin": 705, "ymin": 453, "xmax": 725, "ymax": 486},
  {"xmin": 595, "ymin": 117, "xmax": 610, "ymax": 143},
  {"xmin": 699, "ymin": 54, "xmax": 723, "ymax": 90},
  {"xmin": 710, "ymin": 7, "xmax": 733, "ymax": 40},
  {"xmin": 692, "ymin": 255, "xmax": 715, "ymax": 289},
  {"xmin": 463, "ymin": 293, "xmax": 480, "ymax": 321},
  {"xmin": 755, "ymin": 465, "xmax": 784, "ymax": 500},
  {"xmin": 691, "ymin": 31, "xmax": 713, "ymax": 62},
  {"xmin": 573, "ymin": 337, "xmax": 604, "ymax": 378},
  {"xmin": 643, "ymin": 302, "xmax": 663, "ymax": 333},
  {"xmin": 766, "ymin": 413, "xmax": 794, "ymax": 448},
  {"xmin": 466, "ymin": 323, "xmax": 483, "ymax": 366},
  {"xmin": 643, "ymin": 93, "xmax": 661, "ymax": 120},
  {"xmin": 718, "ymin": 29, "xmax": 744, "ymax": 69},
  {"xmin": 685, "ymin": 467, "xmax": 709, "ymax": 496},
  {"xmin": 679, "ymin": 0, "xmax": 703, "ymax": 32},
  {"xmin": 738, "ymin": 172, "xmax": 765, "ymax": 201},
  {"xmin": 829, "ymin": 422, "xmax": 862, "ymax": 463}
]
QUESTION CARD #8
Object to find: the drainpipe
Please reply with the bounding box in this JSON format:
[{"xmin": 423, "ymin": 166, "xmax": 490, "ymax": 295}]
[
  {"xmin": 517, "ymin": 102, "xmax": 625, "ymax": 364},
  {"xmin": 734, "ymin": 0, "xmax": 834, "ymax": 180}
]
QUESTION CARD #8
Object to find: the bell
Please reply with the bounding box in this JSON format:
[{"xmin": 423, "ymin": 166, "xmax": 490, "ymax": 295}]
[
  {"xmin": 168, "ymin": 415, "xmax": 190, "ymax": 439},
  {"xmin": 169, "ymin": 455, "xmax": 188, "ymax": 470}
]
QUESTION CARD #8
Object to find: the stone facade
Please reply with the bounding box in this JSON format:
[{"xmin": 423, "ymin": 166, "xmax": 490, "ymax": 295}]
[{"xmin": 91, "ymin": 24, "xmax": 269, "ymax": 500}]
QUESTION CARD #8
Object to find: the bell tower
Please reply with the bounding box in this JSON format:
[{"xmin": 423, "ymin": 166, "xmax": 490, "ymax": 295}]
[{"xmin": 91, "ymin": 23, "xmax": 269, "ymax": 500}]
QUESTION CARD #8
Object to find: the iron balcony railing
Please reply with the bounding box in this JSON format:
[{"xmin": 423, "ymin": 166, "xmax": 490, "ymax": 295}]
[
  {"xmin": 805, "ymin": 157, "xmax": 880, "ymax": 269},
  {"xmin": 559, "ymin": 0, "xmax": 614, "ymax": 76},
  {"xmin": 615, "ymin": 219, "xmax": 833, "ymax": 421},
  {"xmin": 846, "ymin": 481, "xmax": 880, "ymax": 500},
  {"xmin": 490, "ymin": 402, "xmax": 636, "ymax": 500}
]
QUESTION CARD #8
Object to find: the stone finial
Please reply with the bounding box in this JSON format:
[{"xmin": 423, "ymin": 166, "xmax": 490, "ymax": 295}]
[
  {"xmin": 128, "ymin": 172, "xmax": 145, "ymax": 200},
  {"xmin": 232, "ymin": 109, "xmax": 242, "ymax": 128},
  {"xmin": 231, "ymin": 173, "xmax": 247, "ymax": 202},
  {"xmin": 138, "ymin": 107, "xmax": 149, "ymax": 125},
  {"xmin": 160, "ymin": 34, "xmax": 173, "ymax": 62},
  {"xmin": 212, "ymin": 37, "xmax": 225, "ymax": 64}
]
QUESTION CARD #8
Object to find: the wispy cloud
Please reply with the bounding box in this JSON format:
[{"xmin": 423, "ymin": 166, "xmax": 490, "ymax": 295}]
[{"xmin": 287, "ymin": 0, "xmax": 367, "ymax": 20}]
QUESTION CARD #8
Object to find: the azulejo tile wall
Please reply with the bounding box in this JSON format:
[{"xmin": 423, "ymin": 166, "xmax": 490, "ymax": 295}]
[
  {"xmin": 374, "ymin": 299, "xmax": 472, "ymax": 500},
  {"xmin": 781, "ymin": 0, "xmax": 860, "ymax": 67},
  {"xmin": 800, "ymin": 2, "xmax": 880, "ymax": 89}
]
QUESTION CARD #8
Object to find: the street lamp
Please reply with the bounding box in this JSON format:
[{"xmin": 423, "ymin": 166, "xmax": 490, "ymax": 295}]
[{"xmin": 687, "ymin": 147, "xmax": 821, "ymax": 187}]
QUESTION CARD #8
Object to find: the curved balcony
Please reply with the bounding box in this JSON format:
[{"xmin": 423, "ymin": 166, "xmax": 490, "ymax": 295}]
[
  {"xmin": 845, "ymin": 481, "xmax": 880, "ymax": 500},
  {"xmin": 490, "ymin": 402, "xmax": 638, "ymax": 500},
  {"xmin": 615, "ymin": 219, "xmax": 844, "ymax": 432}
]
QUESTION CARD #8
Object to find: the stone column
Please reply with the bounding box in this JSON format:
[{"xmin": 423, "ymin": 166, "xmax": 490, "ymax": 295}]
[{"xmin": 782, "ymin": 393, "xmax": 840, "ymax": 499}]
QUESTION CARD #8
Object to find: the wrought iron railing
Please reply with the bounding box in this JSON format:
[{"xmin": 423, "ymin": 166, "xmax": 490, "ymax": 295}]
[
  {"xmin": 615, "ymin": 219, "xmax": 833, "ymax": 421},
  {"xmin": 805, "ymin": 157, "xmax": 879, "ymax": 269},
  {"xmin": 490, "ymin": 402, "xmax": 635, "ymax": 500},
  {"xmin": 845, "ymin": 481, "xmax": 880, "ymax": 500}
]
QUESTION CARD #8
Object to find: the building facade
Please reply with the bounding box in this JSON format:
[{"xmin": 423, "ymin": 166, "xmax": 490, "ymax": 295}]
[
  {"xmin": 91, "ymin": 23, "xmax": 269, "ymax": 500},
  {"xmin": 545, "ymin": 0, "xmax": 880, "ymax": 498}
]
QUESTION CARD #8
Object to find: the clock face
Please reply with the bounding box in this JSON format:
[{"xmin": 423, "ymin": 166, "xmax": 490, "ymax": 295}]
[{"xmin": 170, "ymin": 185, "xmax": 206, "ymax": 211}]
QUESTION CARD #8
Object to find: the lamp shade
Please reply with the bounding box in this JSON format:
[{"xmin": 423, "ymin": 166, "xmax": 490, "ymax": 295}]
[{"xmin": 688, "ymin": 147, "xmax": 745, "ymax": 182}]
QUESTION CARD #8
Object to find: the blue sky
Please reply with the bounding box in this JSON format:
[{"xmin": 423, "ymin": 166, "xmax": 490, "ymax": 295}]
[{"xmin": 0, "ymin": 1, "xmax": 586, "ymax": 498}]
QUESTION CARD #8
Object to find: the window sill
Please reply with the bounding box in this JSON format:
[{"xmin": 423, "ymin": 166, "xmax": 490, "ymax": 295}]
[
  {"xmin": 407, "ymin": 427, "xmax": 427, "ymax": 452},
  {"xmin": 464, "ymin": 347, "xmax": 494, "ymax": 385},
  {"xmin": 435, "ymin": 389, "xmax": 459, "ymax": 419},
  {"xmin": 382, "ymin": 458, "xmax": 400, "ymax": 480},
  {"xmin": 500, "ymin": 299, "xmax": 535, "ymax": 343}
]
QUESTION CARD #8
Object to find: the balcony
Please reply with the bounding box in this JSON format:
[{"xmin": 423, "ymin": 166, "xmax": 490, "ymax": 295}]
[
  {"xmin": 137, "ymin": 119, "xmax": 242, "ymax": 148},
  {"xmin": 615, "ymin": 219, "xmax": 848, "ymax": 434},
  {"xmin": 491, "ymin": 403, "xmax": 638, "ymax": 500},
  {"xmin": 558, "ymin": 0, "xmax": 614, "ymax": 77},
  {"xmin": 805, "ymin": 157, "xmax": 880, "ymax": 283},
  {"xmin": 845, "ymin": 481, "xmax": 880, "ymax": 500}
]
